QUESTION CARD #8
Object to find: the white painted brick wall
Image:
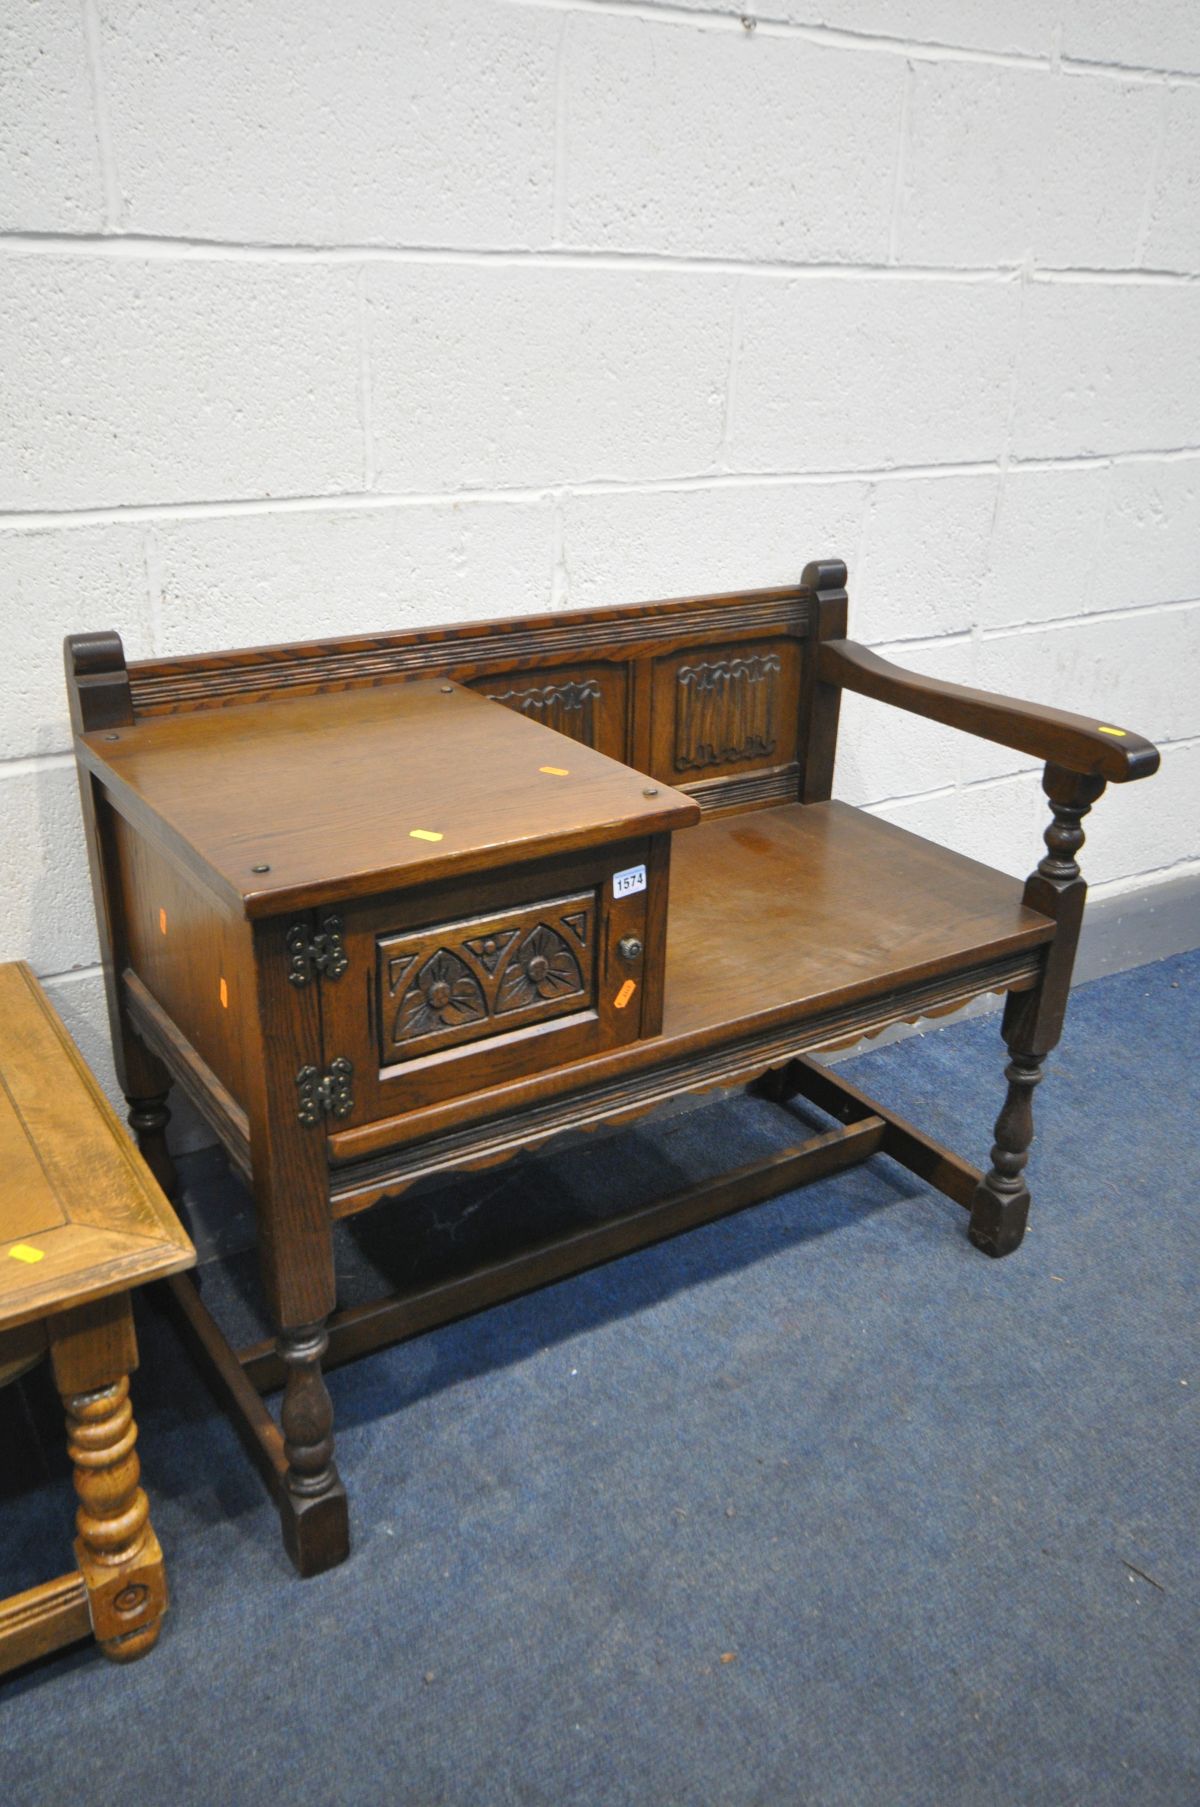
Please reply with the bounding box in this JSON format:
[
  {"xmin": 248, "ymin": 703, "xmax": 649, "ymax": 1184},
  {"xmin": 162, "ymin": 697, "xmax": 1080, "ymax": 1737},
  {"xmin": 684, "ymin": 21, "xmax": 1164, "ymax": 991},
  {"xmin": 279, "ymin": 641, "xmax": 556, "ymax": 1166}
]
[
  {"xmin": 98, "ymin": 0, "xmax": 560, "ymax": 247},
  {"xmin": 1, "ymin": 0, "xmax": 1197, "ymax": 1133},
  {"xmin": 561, "ymin": 18, "xmax": 904, "ymax": 262},
  {"xmin": 898, "ymin": 66, "xmax": 1162, "ymax": 269}
]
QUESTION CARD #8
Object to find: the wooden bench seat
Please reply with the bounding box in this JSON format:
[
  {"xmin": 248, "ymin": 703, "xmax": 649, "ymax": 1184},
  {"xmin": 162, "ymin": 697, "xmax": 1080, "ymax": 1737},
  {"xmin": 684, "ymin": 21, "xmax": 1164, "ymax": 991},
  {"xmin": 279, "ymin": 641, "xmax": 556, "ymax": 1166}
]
[
  {"xmin": 65, "ymin": 556, "xmax": 1159, "ymax": 1578},
  {"xmin": 662, "ymin": 801, "xmax": 1055, "ymax": 1041}
]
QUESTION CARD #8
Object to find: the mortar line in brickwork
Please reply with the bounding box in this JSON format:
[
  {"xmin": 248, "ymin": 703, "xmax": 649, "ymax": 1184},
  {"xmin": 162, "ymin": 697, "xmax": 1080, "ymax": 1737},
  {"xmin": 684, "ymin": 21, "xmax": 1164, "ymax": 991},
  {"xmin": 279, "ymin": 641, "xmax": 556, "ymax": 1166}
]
[
  {"xmin": 40, "ymin": 963, "xmax": 104, "ymax": 990},
  {"xmin": 551, "ymin": 12, "xmax": 571, "ymax": 246},
  {"xmin": 1089, "ymin": 854, "xmax": 1200, "ymax": 902},
  {"xmin": 0, "ymin": 233, "xmax": 1023, "ymax": 277},
  {"xmin": 1012, "ymin": 446, "xmax": 1200, "ymax": 470},
  {"xmin": 886, "ymin": 60, "xmax": 913, "ymax": 266},
  {"xmin": 549, "ymin": 492, "xmax": 569, "ymax": 608},
  {"xmin": 81, "ymin": 0, "xmax": 122, "ymax": 231},
  {"xmin": 1061, "ymin": 55, "xmax": 1200, "ymax": 88},
  {"xmin": 1133, "ymin": 87, "xmax": 1173, "ymax": 269},
  {"xmin": 6, "ymin": 445, "xmax": 1200, "ymax": 532},
  {"xmin": 717, "ymin": 279, "xmax": 745, "ymax": 470},
  {"xmin": 851, "ymin": 483, "xmax": 873, "ymax": 596},
  {"xmin": 1029, "ymin": 267, "xmax": 1197, "ymax": 286},
  {"xmin": 355, "ymin": 266, "xmax": 377, "ymax": 491},
  {"xmin": 980, "ymin": 596, "xmax": 1200, "ymax": 641},
  {"xmin": 958, "ymin": 769, "xmax": 1047, "ymax": 797},
  {"xmin": 1, "ymin": 232, "xmax": 1195, "ymax": 285},
  {"xmin": 2, "ymin": 233, "xmax": 1196, "ymax": 286},
  {"xmin": 982, "ymin": 253, "xmax": 1032, "ymax": 675},
  {"xmin": 867, "ymin": 595, "xmax": 1199, "ymax": 661},
  {"xmin": 5, "ymin": 238, "xmax": 1197, "ymax": 290},
  {"xmin": 857, "ymin": 633, "xmax": 973, "ymax": 666},
  {"xmin": 509, "ymin": 0, "xmax": 1200, "ymax": 86},
  {"xmin": 0, "ymin": 468, "xmax": 993, "ymax": 531},
  {"xmin": 142, "ymin": 525, "xmax": 165, "ymax": 656},
  {"xmin": 861, "ymin": 782, "xmax": 956, "ymax": 814},
  {"xmin": 0, "ymin": 752, "xmax": 75, "ymax": 779}
]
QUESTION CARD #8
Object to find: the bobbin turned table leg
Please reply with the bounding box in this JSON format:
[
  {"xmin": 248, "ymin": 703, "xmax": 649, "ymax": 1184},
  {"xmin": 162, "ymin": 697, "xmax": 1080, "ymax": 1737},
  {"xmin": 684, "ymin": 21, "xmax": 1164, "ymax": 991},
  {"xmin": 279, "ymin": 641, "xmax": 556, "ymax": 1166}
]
[
  {"xmin": 969, "ymin": 1052, "xmax": 1042, "ymax": 1258},
  {"xmin": 969, "ymin": 764, "xmax": 1106, "ymax": 1259},
  {"xmin": 48, "ymin": 1294, "xmax": 169, "ymax": 1662},
  {"xmin": 276, "ymin": 1319, "xmax": 349, "ymax": 1577}
]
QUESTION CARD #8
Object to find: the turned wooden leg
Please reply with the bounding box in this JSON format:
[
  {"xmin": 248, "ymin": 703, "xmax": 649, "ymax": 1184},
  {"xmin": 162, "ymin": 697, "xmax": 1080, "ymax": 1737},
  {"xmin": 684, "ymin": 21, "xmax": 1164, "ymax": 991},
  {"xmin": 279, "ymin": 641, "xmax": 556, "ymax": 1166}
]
[
  {"xmin": 276, "ymin": 1321, "xmax": 349, "ymax": 1577},
  {"xmin": 62, "ymin": 1377, "xmax": 168, "ymax": 1661},
  {"xmin": 126, "ymin": 1088, "xmax": 180, "ymax": 1202},
  {"xmin": 969, "ymin": 1053, "xmax": 1042, "ymax": 1258},
  {"xmin": 968, "ymin": 764, "xmax": 1105, "ymax": 1260},
  {"xmin": 49, "ymin": 1295, "xmax": 169, "ymax": 1663}
]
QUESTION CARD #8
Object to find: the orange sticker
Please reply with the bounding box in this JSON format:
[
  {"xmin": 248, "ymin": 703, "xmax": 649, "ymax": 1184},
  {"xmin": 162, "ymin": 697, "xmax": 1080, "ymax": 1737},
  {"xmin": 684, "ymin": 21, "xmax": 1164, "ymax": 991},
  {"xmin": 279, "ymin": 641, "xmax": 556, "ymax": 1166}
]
[
  {"xmin": 614, "ymin": 978, "xmax": 637, "ymax": 1010},
  {"xmin": 219, "ymin": 976, "xmax": 228, "ymax": 1009},
  {"xmin": 539, "ymin": 765, "xmax": 570, "ymax": 776},
  {"xmin": 159, "ymin": 908, "xmax": 168, "ymax": 934},
  {"xmin": 409, "ymin": 829, "xmax": 443, "ymax": 843},
  {"xmin": 1098, "ymin": 725, "xmax": 1127, "ymax": 737},
  {"xmin": 9, "ymin": 1244, "xmax": 45, "ymax": 1264}
]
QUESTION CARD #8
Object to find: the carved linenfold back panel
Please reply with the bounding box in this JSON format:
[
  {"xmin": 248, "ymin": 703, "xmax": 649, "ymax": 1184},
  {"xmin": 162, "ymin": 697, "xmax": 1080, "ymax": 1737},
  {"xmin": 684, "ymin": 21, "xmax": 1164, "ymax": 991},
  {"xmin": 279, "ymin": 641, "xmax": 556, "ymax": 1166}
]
[
  {"xmin": 469, "ymin": 661, "xmax": 628, "ymax": 761},
  {"xmin": 674, "ymin": 652, "xmax": 782, "ymax": 773},
  {"xmin": 647, "ymin": 637, "xmax": 803, "ymax": 794},
  {"xmin": 485, "ymin": 678, "xmax": 601, "ymax": 744},
  {"xmin": 377, "ymin": 892, "xmax": 595, "ymax": 1065}
]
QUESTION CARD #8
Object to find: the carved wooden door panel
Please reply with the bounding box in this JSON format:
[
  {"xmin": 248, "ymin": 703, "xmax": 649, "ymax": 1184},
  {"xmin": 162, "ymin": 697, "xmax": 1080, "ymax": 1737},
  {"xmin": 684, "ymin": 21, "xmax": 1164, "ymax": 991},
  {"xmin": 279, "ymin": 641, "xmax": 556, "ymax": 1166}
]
[
  {"xmin": 319, "ymin": 838, "xmax": 660, "ymax": 1135},
  {"xmin": 377, "ymin": 891, "xmax": 596, "ymax": 1066}
]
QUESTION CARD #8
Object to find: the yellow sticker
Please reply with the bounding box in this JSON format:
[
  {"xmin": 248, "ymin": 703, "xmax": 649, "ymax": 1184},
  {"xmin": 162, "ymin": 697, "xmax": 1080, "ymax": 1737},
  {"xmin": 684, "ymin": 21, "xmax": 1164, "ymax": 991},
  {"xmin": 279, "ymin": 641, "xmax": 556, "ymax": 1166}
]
[
  {"xmin": 1098, "ymin": 725, "xmax": 1127, "ymax": 737},
  {"xmin": 539, "ymin": 765, "xmax": 570, "ymax": 777},
  {"xmin": 614, "ymin": 978, "xmax": 637, "ymax": 1010},
  {"xmin": 9, "ymin": 1244, "xmax": 45, "ymax": 1264},
  {"xmin": 159, "ymin": 907, "xmax": 168, "ymax": 935},
  {"xmin": 219, "ymin": 976, "xmax": 228, "ymax": 1009},
  {"xmin": 409, "ymin": 829, "xmax": 444, "ymax": 843}
]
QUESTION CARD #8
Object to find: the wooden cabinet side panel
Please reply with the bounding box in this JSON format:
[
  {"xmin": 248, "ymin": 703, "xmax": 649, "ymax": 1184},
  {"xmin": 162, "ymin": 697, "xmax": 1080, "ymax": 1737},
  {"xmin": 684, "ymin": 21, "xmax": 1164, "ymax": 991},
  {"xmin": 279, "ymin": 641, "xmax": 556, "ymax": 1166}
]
[{"xmin": 111, "ymin": 813, "xmax": 254, "ymax": 1112}]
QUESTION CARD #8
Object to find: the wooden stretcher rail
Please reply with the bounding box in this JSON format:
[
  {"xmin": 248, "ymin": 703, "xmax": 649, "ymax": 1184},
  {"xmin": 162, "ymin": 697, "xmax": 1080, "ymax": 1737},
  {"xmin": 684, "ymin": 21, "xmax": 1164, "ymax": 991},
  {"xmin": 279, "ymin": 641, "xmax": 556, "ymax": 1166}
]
[
  {"xmin": 239, "ymin": 1114, "xmax": 888, "ymax": 1393},
  {"xmin": 0, "ymin": 1573, "xmax": 92, "ymax": 1678}
]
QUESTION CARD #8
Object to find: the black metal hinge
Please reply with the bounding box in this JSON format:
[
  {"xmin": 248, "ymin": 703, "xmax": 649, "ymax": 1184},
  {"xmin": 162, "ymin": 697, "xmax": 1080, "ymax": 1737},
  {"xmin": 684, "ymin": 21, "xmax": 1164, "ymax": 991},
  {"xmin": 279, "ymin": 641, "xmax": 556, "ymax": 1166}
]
[
  {"xmin": 286, "ymin": 914, "xmax": 349, "ymax": 987},
  {"xmin": 296, "ymin": 1057, "xmax": 354, "ymax": 1127}
]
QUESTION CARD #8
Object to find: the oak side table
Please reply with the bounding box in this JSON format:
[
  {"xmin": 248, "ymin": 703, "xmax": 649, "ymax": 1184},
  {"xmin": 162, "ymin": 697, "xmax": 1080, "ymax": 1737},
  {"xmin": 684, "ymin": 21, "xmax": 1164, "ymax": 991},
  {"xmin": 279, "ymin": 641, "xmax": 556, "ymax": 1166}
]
[{"xmin": 0, "ymin": 963, "xmax": 194, "ymax": 1675}]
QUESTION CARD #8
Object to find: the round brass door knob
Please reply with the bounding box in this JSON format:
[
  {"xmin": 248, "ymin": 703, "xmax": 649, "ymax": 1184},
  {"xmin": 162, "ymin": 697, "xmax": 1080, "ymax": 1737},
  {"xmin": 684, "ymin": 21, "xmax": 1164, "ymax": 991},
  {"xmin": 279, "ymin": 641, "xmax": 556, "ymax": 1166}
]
[{"xmin": 618, "ymin": 935, "xmax": 643, "ymax": 961}]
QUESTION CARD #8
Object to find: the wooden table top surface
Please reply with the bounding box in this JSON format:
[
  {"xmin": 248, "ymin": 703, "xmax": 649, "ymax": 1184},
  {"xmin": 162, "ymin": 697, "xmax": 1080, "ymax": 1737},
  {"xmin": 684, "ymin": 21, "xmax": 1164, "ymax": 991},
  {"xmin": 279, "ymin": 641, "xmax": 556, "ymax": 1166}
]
[
  {"xmin": 0, "ymin": 964, "xmax": 194, "ymax": 1331},
  {"xmin": 78, "ymin": 678, "xmax": 700, "ymax": 917}
]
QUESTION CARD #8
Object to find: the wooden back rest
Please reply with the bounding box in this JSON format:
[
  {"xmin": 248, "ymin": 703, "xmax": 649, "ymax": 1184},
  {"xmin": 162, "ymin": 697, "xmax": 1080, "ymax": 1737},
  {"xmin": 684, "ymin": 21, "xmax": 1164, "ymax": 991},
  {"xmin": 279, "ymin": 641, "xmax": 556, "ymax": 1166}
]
[{"xmin": 122, "ymin": 559, "xmax": 848, "ymax": 817}]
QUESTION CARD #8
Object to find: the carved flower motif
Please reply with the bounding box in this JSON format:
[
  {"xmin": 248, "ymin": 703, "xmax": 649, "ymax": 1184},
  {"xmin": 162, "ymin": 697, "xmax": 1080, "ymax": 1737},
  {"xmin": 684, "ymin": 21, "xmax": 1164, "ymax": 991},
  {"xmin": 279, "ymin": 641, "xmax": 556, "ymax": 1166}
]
[
  {"xmin": 497, "ymin": 925, "xmax": 583, "ymax": 1013},
  {"xmin": 396, "ymin": 950, "xmax": 485, "ymax": 1042}
]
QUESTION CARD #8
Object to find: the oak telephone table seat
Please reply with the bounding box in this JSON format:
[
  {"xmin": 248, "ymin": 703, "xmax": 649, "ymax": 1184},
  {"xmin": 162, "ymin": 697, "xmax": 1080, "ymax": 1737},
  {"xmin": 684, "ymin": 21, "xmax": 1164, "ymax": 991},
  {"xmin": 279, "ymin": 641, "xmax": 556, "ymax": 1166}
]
[
  {"xmin": 65, "ymin": 557, "xmax": 1159, "ymax": 1578},
  {"xmin": 0, "ymin": 963, "xmax": 194, "ymax": 1675}
]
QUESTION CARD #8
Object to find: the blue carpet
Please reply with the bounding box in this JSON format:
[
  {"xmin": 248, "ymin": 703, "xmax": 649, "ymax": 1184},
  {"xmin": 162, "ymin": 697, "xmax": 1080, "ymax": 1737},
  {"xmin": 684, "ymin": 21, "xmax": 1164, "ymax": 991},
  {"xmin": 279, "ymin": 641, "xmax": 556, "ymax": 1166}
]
[{"xmin": 3, "ymin": 953, "xmax": 1197, "ymax": 1806}]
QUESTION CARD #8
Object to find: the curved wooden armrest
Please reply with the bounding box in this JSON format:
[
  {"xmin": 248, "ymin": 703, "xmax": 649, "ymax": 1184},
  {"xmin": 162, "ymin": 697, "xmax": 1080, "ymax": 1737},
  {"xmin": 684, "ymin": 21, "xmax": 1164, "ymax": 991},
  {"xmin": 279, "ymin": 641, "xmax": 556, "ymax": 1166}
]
[{"xmin": 817, "ymin": 639, "xmax": 1160, "ymax": 784}]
